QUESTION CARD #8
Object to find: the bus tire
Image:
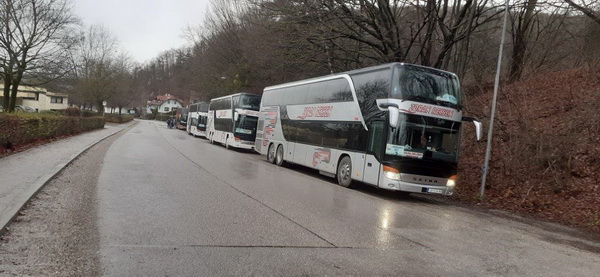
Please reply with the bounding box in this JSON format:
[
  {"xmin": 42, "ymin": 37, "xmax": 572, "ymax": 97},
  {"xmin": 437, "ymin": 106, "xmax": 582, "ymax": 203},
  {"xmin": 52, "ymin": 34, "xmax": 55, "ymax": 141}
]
[
  {"xmin": 336, "ymin": 156, "xmax": 353, "ymax": 188},
  {"xmin": 275, "ymin": 145, "xmax": 284, "ymax": 166},
  {"xmin": 267, "ymin": 143, "xmax": 276, "ymax": 164}
]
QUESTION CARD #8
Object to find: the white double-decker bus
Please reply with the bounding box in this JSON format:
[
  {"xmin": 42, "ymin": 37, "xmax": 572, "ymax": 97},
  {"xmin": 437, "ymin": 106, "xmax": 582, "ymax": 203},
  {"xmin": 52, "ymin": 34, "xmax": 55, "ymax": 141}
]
[
  {"xmin": 207, "ymin": 93, "xmax": 261, "ymax": 150},
  {"xmin": 187, "ymin": 102, "xmax": 210, "ymax": 138},
  {"xmin": 255, "ymin": 63, "xmax": 481, "ymax": 195}
]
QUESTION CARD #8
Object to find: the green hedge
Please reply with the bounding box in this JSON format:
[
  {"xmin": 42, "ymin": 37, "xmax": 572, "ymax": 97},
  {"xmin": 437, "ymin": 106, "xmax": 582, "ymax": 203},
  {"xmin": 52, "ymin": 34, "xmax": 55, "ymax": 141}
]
[
  {"xmin": 104, "ymin": 114, "xmax": 134, "ymax": 123},
  {"xmin": 155, "ymin": 114, "xmax": 173, "ymax": 122},
  {"xmin": 0, "ymin": 113, "xmax": 105, "ymax": 147}
]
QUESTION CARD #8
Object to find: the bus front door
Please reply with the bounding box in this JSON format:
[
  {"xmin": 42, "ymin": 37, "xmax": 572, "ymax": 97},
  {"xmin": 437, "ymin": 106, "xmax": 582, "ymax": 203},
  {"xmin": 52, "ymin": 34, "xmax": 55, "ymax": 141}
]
[{"xmin": 363, "ymin": 121, "xmax": 383, "ymax": 186}]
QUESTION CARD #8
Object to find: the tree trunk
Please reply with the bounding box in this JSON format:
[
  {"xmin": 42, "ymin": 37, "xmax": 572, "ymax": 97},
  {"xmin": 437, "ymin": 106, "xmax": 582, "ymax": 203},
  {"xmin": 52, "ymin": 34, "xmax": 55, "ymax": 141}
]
[
  {"xmin": 97, "ymin": 100, "xmax": 104, "ymax": 115},
  {"xmin": 510, "ymin": 0, "xmax": 538, "ymax": 82},
  {"xmin": 9, "ymin": 71, "xmax": 24, "ymax": 112},
  {"xmin": 2, "ymin": 79, "xmax": 11, "ymax": 112},
  {"xmin": 421, "ymin": 0, "xmax": 437, "ymax": 67}
]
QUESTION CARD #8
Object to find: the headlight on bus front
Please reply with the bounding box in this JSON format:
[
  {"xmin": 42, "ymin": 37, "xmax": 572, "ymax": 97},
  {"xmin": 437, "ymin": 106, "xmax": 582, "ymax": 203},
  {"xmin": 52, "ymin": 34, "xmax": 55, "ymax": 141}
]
[
  {"xmin": 446, "ymin": 175, "xmax": 457, "ymax": 187},
  {"xmin": 383, "ymin": 166, "xmax": 401, "ymax": 180}
]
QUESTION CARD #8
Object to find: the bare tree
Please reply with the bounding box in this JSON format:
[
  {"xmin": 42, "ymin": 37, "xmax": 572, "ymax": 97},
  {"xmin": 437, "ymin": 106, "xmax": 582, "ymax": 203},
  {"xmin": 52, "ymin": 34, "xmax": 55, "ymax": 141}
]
[
  {"xmin": 509, "ymin": 0, "xmax": 539, "ymax": 82},
  {"xmin": 69, "ymin": 25, "xmax": 120, "ymax": 115},
  {"xmin": 0, "ymin": 0, "xmax": 78, "ymax": 112},
  {"xmin": 563, "ymin": 0, "xmax": 600, "ymax": 25},
  {"xmin": 106, "ymin": 54, "xmax": 137, "ymax": 114},
  {"xmin": 255, "ymin": 0, "xmax": 502, "ymax": 71}
]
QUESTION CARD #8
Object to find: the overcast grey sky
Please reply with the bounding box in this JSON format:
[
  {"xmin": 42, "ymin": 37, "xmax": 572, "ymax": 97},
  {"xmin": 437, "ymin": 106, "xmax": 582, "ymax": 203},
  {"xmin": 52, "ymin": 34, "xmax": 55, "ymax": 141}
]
[{"xmin": 74, "ymin": 0, "xmax": 210, "ymax": 64}]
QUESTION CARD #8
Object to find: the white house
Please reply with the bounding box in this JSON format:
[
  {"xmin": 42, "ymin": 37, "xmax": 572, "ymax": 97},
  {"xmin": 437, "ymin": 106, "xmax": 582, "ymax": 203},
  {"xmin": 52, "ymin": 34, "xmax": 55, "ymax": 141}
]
[
  {"xmin": 0, "ymin": 85, "xmax": 69, "ymax": 111},
  {"xmin": 146, "ymin": 94, "xmax": 184, "ymax": 114}
]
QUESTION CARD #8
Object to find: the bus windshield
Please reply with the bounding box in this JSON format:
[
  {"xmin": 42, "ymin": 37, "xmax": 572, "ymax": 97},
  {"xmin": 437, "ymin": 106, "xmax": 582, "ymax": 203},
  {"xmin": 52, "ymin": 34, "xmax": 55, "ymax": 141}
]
[
  {"xmin": 384, "ymin": 114, "xmax": 461, "ymax": 163},
  {"xmin": 392, "ymin": 65, "xmax": 461, "ymax": 108},
  {"xmin": 238, "ymin": 94, "xmax": 261, "ymax": 111},
  {"xmin": 235, "ymin": 115, "xmax": 258, "ymax": 142}
]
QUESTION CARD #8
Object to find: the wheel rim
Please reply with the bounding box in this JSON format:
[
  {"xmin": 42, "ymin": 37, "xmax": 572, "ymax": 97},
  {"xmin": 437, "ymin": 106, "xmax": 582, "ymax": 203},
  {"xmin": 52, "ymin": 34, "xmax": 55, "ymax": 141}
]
[
  {"xmin": 276, "ymin": 146, "xmax": 283, "ymax": 164},
  {"xmin": 339, "ymin": 162, "xmax": 351, "ymax": 184},
  {"xmin": 268, "ymin": 145, "xmax": 275, "ymax": 162}
]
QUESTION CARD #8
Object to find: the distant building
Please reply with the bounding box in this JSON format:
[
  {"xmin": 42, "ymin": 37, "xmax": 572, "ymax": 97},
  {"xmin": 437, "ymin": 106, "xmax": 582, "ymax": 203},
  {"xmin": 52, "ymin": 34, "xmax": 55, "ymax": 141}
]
[
  {"xmin": 0, "ymin": 85, "xmax": 69, "ymax": 111},
  {"xmin": 146, "ymin": 94, "xmax": 184, "ymax": 114},
  {"xmin": 104, "ymin": 106, "xmax": 137, "ymax": 115}
]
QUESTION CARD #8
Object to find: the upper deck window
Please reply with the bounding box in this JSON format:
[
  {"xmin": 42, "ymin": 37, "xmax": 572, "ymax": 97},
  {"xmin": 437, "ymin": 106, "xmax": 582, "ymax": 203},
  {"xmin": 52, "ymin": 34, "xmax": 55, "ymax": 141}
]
[
  {"xmin": 392, "ymin": 65, "xmax": 461, "ymax": 108},
  {"xmin": 238, "ymin": 94, "xmax": 261, "ymax": 111}
]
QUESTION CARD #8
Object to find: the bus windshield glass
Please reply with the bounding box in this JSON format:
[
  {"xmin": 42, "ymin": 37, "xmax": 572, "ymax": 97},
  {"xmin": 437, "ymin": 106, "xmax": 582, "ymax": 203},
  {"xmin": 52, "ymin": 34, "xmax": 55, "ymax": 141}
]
[
  {"xmin": 238, "ymin": 94, "xmax": 261, "ymax": 111},
  {"xmin": 235, "ymin": 115, "xmax": 258, "ymax": 143},
  {"xmin": 384, "ymin": 114, "xmax": 461, "ymax": 163},
  {"xmin": 392, "ymin": 65, "xmax": 461, "ymax": 108}
]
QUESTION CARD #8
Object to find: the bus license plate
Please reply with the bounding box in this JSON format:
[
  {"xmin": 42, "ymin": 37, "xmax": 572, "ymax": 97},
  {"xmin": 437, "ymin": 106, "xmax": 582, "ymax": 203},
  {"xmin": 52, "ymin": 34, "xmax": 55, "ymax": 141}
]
[{"xmin": 428, "ymin": 188, "xmax": 443, "ymax": 194}]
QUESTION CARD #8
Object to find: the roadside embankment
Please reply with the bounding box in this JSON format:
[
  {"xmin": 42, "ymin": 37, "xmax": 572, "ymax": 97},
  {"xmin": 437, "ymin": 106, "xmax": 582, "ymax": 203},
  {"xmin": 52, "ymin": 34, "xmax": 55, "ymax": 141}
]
[{"xmin": 456, "ymin": 68, "xmax": 600, "ymax": 233}]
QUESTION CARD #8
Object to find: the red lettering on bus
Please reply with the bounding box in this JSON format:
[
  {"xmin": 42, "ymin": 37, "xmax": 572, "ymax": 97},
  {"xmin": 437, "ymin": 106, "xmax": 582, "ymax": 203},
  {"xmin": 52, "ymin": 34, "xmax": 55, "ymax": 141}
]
[
  {"xmin": 408, "ymin": 103, "xmax": 432, "ymax": 114},
  {"xmin": 430, "ymin": 107, "xmax": 454, "ymax": 118},
  {"xmin": 297, "ymin": 105, "xmax": 333, "ymax": 119}
]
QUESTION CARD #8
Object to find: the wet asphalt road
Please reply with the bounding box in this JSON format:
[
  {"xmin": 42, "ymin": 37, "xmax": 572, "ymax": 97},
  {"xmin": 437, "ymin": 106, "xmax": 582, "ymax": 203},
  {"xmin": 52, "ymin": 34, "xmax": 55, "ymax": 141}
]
[{"xmin": 91, "ymin": 120, "xmax": 600, "ymax": 276}]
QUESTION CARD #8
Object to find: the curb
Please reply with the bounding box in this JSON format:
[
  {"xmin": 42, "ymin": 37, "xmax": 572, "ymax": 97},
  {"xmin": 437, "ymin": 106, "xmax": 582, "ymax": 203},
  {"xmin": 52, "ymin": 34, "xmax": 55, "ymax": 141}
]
[{"xmin": 0, "ymin": 121, "xmax": 138, "ymax": 236}]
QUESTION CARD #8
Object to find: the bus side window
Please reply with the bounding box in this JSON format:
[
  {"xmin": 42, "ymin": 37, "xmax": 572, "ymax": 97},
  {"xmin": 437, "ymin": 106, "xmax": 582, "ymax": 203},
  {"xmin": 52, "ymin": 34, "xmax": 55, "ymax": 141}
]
[
  {"xmin": 262, "ymin": 90, "xmax": 280, "ymax": 106},
  {"xmin": 368, "ymin": 121, "xmax": 384, "ymax": 158},
  {"xmin": 291, "ymin": 85, "xmax": 307, "ymax": 105},
  {"xmin": 327, "ymin": 78, "xmax": 353, "ymax": 102},
  {"xmin": 306, "ymin": 81, "xmax": 328, "ymax": 104},
  {"xmin": 232, "ymin": 95, "xmax": 240, "ymax": 108}
]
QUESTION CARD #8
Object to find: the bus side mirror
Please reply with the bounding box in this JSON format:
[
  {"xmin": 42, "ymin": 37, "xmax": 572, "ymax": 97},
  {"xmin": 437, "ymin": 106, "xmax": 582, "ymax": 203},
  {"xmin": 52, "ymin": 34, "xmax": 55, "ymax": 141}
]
[
  {"xmin": 379, "ymin": 103, "xmax": 400, "ymax": 128},
  {"xmin": 463, "ymin": 117, "xmax": 482, "ymax": 141},
  {"xmin": 234, "ymin": 112, "xmax": 239, "ymax": 121},
  {"xmin": 388, "ymin": 106, "xmax": 400, "ymax": 128}
]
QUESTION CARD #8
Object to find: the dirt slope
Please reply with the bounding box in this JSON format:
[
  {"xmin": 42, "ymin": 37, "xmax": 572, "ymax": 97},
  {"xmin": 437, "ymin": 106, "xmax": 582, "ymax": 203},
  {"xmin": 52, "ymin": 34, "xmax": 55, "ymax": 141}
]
[{"xmin": 455, "ymin": 68, "xmax": 600, "ymax": 233}]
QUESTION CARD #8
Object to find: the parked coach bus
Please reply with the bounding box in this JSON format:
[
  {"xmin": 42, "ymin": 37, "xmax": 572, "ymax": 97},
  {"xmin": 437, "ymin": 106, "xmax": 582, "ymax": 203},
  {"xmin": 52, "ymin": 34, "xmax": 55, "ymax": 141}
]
[
  {"xmin": 255, "ymin": 63, "xmax": 482, "ymax": 195},
  {"xmin": 187, "ymin": 102, "xmax": 210, "ymax": 138},
  {"xmin": 207, "ymin": 93, "xmax": 261, "ymax": 150}
]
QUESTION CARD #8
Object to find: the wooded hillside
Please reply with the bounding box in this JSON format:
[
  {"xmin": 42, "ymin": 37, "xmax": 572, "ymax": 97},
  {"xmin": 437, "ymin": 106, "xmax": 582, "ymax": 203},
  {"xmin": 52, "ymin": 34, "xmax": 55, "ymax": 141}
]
[{"xmin": 458, "ymin": 68, "xmax": 600, "ymax": 233}]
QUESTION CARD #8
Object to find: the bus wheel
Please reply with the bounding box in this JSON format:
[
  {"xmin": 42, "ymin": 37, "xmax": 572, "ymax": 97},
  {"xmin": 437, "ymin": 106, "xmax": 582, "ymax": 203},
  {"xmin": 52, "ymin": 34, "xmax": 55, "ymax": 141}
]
[
  {"xmin": 267, "ymin": 143, "xmax": 276, "ymax": 164},
  {"xmin": 336, "ymin": 156, "xmax": 353, "ymax": 188},
  {"xmin": 275, "ymin": 145, "xmax": 284, "ymax": 166}
]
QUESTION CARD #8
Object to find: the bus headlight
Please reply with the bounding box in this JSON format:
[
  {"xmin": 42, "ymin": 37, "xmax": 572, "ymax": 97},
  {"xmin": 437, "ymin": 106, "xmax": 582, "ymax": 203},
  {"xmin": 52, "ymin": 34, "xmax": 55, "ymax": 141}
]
[
  {"xmin": 446, "ymin": 175, "xmax": 457, "ymax": 187},
  {"xmin": 383, "ymin": 166, "xmax": 401, "ymax": 180}
]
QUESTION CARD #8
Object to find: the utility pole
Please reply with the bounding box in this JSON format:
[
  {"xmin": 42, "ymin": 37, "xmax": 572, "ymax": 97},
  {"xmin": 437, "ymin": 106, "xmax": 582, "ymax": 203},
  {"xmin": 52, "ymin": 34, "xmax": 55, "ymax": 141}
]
[{"xmin": 481, "ymin": 0, "xmax": 511, "ymax": 199}]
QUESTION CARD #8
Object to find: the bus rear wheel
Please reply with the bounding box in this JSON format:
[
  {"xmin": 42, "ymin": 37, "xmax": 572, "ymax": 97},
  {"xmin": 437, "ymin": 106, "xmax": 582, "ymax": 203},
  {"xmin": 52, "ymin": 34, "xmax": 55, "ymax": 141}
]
[
  {"xmin": 275, "ymin": 145, "xmax": 284, "ymax": 166},
  {"xmin": 267, "ymin": 143, "xmax": 276, "ymax": 164},
  {"xmin": 337, "ymin": 156, "xmax": 353, "ymax": 188}
]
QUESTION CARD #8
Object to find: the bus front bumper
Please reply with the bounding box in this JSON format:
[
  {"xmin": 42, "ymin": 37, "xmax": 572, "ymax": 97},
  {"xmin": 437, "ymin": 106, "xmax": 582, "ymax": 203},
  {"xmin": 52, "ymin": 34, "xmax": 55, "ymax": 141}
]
[
  {"xmin": 232, "ymin": 140, "xmax": 255, "ymax": 150},
  {"xmin": 380, "ymin": 175, "xmax": 454, "ymax": 196}
]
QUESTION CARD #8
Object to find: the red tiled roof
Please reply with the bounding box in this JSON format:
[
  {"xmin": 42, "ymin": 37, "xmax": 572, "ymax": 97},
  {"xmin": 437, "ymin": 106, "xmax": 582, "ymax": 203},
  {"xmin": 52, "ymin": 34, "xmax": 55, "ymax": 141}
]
[
  {"xmin": 155, "ymin": 94, "xmax": 181, "ymax": 102},
  {"xmin": 148, "ymin": 94, "xmax": 185, "ymax": 106}
]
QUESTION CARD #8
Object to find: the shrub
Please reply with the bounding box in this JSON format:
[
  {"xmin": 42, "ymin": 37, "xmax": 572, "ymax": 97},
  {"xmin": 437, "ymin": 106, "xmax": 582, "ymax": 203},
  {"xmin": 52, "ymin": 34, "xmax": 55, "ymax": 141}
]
[
  {"xmin": 155, "ymin": 114, "xmax": 173, "ymax": 122},
  {"xmin": 143, "ymin": 113, "xmax": 156, "ymax": 120},
  {"xmin": 39, "ymin": 110, "xmax": 62, "ymax": 116},
  {"xmin": 63, "ymin": 107, "xmax": 82, "ymax": 117},
  {"xmin": 104, "ymin": 114, "xmax": 134, "ymax": 123},
  {"xmin": 82, "ymin": 110, "xmax": 98, "ymax": 117},
  {"xmin": 0, "ymin": 113, "xmax": 105, "ymax": 148}
]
